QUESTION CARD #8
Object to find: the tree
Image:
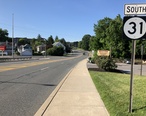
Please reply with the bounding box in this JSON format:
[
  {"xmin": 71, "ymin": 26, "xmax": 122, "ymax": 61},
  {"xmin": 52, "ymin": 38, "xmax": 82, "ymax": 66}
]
[
  {"xmin": 37, "ymin": 34, "xmax": 43, "ymax": 42},
  {"xmin": 60, "ymin": 38, "xmax": 66, "ymax": 46},
  {"xmin": 105, "ymin": 15, "xmax": 128, "ymax": 57},
  {"xmin": 55, "ymin": 36, "xmax": 59, "ymax": 42},
  {"xmin": 94, "ymin": 17, "xmax": 112, "ymax": 49},
  {"xmin": 47, "ymin": 35, "xmax": 54, "ymax": 48},
  {"xmin": 73, "ymin": 41, "xmax": 78, "ymax": 48},
  {"xmin": 81, "ymin": 34, "xmax": 91, "ymax": 50},
  {"xmin": 30, "ymin": 38, "xmax": 37, "ymax": 52},
  {"xmin": 0, "ymin": 28, "xmax": 9, "ymax": 42},
  {"xmin": 60, "ymin": 38, "xmax": 71, "ymax": 53},
  {"xmin": 89, "ymin": 36, "xmax": 97, "ymax": 50},
  {"xmin": 17, "ymin": 38, "xmax": 30, "ymax": 46},
  {"xmin": 92, "ymin": 15, "xmax": 131, "ymax": 58},
  {"xmin": 78, "ymin": 41, "xmax": 82, "ymax": 48}
]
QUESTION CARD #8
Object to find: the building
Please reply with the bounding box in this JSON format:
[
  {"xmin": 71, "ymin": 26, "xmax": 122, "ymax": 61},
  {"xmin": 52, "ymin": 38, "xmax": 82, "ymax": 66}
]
[
  {"xmin": 52, "ymin": 42, "xmax": 66, "ymax": 51},
  {"xmin": 17, "ymin": 44, "xmax": 32, "ymax": 56},
  {"xmin": 36, "ymin": 44, "xmax": 46, "ymax": 53},
  {"xmin": 0, "ymin": 41, "xmax": 15, "ymax": 55}
]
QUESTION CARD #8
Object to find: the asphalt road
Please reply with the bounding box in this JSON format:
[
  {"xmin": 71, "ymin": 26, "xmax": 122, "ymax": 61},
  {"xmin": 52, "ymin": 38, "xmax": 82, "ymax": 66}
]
[
  {"xmin": 0, "ymin": 51, "xmax": 88, "ymax": 116},
  {"xmin": 116, "ymin": 63, "xmax": 146, "ymax": 76}
]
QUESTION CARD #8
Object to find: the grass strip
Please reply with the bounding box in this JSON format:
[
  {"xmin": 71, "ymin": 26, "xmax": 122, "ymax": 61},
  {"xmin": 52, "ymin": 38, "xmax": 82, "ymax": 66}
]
[{"xmin": 89, "ymin": 71, "xmax": 146, "ymax": 116}]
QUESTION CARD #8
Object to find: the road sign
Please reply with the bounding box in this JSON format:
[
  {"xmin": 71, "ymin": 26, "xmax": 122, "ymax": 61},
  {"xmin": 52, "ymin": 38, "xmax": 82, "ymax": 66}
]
[
  {"xmin": 123, "ymin": 16, "xmax": 146, "ymax": 39},
  {"xmin": 125, "ymin": 4, "xmax": 146, "ymax": 15},
  {"xmin": 123, "ymin": 4, "xmax": 146, "ymax": 113}
]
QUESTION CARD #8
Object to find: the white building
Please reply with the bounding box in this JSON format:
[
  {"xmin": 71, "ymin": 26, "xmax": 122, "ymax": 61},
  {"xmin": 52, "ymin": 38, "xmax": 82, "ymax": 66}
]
[
  {"xmin": 17, "ymin": 44, "xmax": 32, "ymax": 56},
  {"xmin": 36, "ymin": 44, "xmax": 46, "ymax": 53}
]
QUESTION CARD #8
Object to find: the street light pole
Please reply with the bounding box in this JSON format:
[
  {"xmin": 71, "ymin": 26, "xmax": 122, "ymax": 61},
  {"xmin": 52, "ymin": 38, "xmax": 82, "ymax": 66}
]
[{"xmin": 12, "ymin": 14, "xmax": 14, "ymax": 58}]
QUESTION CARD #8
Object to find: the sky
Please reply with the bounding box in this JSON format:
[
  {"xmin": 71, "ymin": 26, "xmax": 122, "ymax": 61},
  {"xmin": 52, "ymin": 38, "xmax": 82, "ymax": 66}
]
[{"xmin": 0, "ymin": 0, "xmax": 146, "ymax": 42}]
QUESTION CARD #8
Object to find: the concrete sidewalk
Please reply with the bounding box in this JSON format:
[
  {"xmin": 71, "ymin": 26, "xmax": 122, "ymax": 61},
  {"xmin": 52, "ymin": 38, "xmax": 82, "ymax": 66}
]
[{"xmin": 35, "ymin": 59, "xmax": 109, "ymax": 116}]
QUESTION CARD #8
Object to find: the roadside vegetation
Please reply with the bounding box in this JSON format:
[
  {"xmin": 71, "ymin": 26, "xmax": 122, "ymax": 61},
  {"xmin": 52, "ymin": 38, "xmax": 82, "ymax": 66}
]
[
  {"xmin": 89, "ymin": 71, "xmax": 146, "ymax": 116},
  {"xmin": 47, "ymin": 46, "xmax": 64, "ymax": 56},
  {"xmin": 1, "ymin": 14, "xmax": 146, "ymax": 58},
  {"xmin": 78, "ymin": 15, "xmax": 146, "ymax": 60}
]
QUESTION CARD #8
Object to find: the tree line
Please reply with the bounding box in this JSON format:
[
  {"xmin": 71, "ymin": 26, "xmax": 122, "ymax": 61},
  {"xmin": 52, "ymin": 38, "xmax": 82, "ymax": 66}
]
[
  {"xmin": 79, "ymin": 14, "xmax": 146, "ymax": 59},
  {"xmin": 0, "ymin": 29, "xmax": 72, "ymax": 54},
  {"xmin": 1, "ymin": 14, "xmax": 146, "ymax": 58}
]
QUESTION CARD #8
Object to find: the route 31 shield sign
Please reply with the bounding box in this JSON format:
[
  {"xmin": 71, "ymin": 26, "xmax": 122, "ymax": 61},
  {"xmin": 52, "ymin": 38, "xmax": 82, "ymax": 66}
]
[{"xmin": 123, "ymin": 16, "xmax": 146, "ymax": 40}]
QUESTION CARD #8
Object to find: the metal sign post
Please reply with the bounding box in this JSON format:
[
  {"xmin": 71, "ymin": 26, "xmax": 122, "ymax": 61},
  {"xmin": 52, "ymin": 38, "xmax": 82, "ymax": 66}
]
[
  {"xmin": 140, "ymin": 44, "xmax": 144, "ymax": 76},
  {"xmin": 129, "ymin": 40, "xmax": 136, "ymax": 113}
]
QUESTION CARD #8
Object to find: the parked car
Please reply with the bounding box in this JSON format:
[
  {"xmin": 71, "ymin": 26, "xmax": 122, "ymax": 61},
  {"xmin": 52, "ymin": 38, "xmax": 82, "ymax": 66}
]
[{"xmin": 123, "ymin": 59, "xmax": 131, "ymax": 64}]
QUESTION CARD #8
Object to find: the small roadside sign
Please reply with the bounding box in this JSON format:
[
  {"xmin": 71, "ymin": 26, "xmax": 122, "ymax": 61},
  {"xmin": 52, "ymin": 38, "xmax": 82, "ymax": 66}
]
[
  {"xmin": 97, "ymin": 50, "xmax": 110, "ymax": 56},
  {"xmin": 125, "ymin": 4, "xmax": 146, "ymax": 15},
  {"xmin": 0, "ymin": 46, "xmax": 6, "ymax": 51}
]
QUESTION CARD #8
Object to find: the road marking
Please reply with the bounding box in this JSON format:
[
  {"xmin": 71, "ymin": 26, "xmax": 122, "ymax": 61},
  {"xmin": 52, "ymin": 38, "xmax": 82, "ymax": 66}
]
[
  {"xmin": 41, "ymin": 67, "xmax": 49, "ymax": 71},
  {"xmin": 0, "ymin": 54, "xmax": 82, "ymax": 72}
]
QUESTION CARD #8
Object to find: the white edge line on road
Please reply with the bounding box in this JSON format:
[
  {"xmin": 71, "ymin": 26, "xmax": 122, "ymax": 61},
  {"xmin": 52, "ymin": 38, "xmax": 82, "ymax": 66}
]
[{"xmin": 40, "ymin": 67, "xmax": 49, "ymax": 71}]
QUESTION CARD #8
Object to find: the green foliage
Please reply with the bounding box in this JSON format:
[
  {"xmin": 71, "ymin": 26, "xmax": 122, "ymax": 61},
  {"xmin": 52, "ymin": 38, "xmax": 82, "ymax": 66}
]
[
  {"xmin": 47, "ymin": 46, "xmax": 64, "ymax": 56},
  {"xmin": 60, "ymin": 38, "xmax": 71, "ymax": 53},
  {"xmin": 37, "ymin": 34, "xmax": 43, "ymax": 42},
  {"xmin": 33, "ymin": 52, "xmax": 42, "ymax": 56},
  {"xmin": 55, "ymin": 36, "xmax": 59, "ymax": 42},
  {"xmin": 78, "ymin": 41, "xmax": 82, "ymax": 48},
  {"xmin": 91, "ymin": 15, "xmax": 131, "ymax": 58},
  {"xmin": 47, "ymin": 35, "xmax": 54, "ymax": 48},
  {"xmin": 30, "ymin": 38, "xmax": 37, "ymax": 51},
  {"xmin": 72, "ymin": 41, "xmax": 78, "ymax": 48},
  {"xmin": 0, "ymin": 28, "xmax": 9, "ymax": 42},
  {"xmin": 95, "ymin": 57, "xmax": 117, "ymax": 71},
  {"xmin": 15, "ymin": 51, "xmax": 20, "ymax": 55},
  {"xmin": 17, "ymin": 38, "xmax": 30, "ymax": 46},
  {"xmin": 90, "ymin": 71, "xmax": 146, "ymax": 116},
  {"xmin": 81, "ymin": 34, "xmax": 91, "ymax": 50},
  {"xmin": 94, "ymin": 17, "xmax": 112, "ymax": 49}
]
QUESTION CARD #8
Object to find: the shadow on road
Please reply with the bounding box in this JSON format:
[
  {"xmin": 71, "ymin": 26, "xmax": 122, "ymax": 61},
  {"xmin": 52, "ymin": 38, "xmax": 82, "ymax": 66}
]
[{"xmin": 0, "ymin": 81, "xmax": 56, "ymax": 86}]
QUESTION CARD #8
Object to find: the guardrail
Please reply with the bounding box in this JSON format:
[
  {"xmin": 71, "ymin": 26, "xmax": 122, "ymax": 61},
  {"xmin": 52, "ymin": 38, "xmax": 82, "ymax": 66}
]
[{"xmin": 0, "ymin": 56, "xmax": 32, "ymax": 62}]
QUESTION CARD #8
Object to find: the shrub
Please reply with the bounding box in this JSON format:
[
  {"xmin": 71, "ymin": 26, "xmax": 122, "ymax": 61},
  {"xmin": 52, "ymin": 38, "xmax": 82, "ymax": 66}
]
[
  {"xmin": 88, "ymin": 57, "xmax": 95, "ymax": 63},
  {"xmin": 15, "ymin": 51, "xmax": 20, "ymax": 55},
  {"xmin": 47, "ymin": 46, "xmax": 64, "ymax": 56},
  {"xmin": 95, "ymin": 57, "xmax": 117, "ymax": 71},
  {"xmin": 33, "ymin": 52, "xmax": 42, "ymax": 56}
]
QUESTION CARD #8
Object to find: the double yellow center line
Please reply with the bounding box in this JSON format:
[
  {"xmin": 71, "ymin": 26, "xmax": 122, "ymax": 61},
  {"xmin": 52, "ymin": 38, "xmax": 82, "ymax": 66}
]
[{"xmin": 0, "ymin": 55, "xmax": 82, "ymax": 72}]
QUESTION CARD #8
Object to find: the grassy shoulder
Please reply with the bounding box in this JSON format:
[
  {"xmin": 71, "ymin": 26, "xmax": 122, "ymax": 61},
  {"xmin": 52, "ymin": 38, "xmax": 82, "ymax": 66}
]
[{"xmin": 89, "ymin": 71, "xmax": 146, "ymax": 116}]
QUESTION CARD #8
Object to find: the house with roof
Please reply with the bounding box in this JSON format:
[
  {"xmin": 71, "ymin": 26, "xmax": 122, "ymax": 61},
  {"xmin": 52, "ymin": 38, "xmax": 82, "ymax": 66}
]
[
  {"xmin": 17, "ymin": 44, "xmax": 32, "ymax": 56},
  {"xmin": 36, "ymin": 44, "xmax": 46, "ymax": 53},
  {"xmin": 52, "ymin": 42, "xmax": 66, "ymax": 51}
]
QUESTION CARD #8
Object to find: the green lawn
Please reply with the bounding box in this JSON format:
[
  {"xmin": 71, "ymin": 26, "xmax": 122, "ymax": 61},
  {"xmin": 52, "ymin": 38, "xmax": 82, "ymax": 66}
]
[{"xmin": 89, "ymin": 71, "xmax": 146, "ymax": 116}]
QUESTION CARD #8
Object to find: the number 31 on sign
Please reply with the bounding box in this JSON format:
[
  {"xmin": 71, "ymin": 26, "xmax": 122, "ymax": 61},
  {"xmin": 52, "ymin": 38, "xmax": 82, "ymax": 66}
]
[{"xmin": 123, "ymin": 16, "xmax": 146, "ymax": 40}]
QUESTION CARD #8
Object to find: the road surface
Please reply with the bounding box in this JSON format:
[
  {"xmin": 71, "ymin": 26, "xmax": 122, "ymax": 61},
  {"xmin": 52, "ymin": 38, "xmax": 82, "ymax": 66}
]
[{"xmin": 0, "ymin": 51, "xmax": 88, "ymax": 116}]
